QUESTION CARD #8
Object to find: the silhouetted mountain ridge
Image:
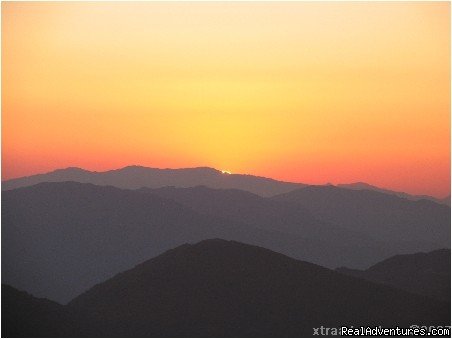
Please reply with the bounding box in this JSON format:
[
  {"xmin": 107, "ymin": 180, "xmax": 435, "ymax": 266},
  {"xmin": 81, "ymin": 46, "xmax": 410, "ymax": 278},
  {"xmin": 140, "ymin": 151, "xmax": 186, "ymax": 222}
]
[
  {"xmin": 4, "ymin": 166, "xmax": 449, "ymax": 205},
  {"xmin": 2, "ymin": 166, "xmax": 306, "ymax": 197},
  {"xmin": 66, "ymin": 239, "xmax": 449, "ymax": 337}
]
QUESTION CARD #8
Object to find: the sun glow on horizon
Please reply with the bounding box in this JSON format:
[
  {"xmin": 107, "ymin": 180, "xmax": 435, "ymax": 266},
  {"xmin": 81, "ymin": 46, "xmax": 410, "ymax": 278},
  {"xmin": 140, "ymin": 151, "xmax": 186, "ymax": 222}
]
[{"xmin": 2, "ymin": 2, "xmax": 450, "ymax": 197}]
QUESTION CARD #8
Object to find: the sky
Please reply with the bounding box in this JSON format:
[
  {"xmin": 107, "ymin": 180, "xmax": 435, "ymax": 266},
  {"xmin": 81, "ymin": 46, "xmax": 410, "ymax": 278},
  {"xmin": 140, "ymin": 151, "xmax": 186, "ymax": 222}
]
[{"xmin": 2, "ymin": 2, "xmax": 450, "ymax": 197}]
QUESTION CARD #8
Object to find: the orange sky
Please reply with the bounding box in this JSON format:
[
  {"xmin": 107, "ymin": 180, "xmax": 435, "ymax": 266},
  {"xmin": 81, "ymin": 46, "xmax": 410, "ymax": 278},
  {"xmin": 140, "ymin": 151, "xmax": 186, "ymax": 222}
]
[{"xmin": 2, "ymin": 2, "xmax": 450, "ymax": 197}]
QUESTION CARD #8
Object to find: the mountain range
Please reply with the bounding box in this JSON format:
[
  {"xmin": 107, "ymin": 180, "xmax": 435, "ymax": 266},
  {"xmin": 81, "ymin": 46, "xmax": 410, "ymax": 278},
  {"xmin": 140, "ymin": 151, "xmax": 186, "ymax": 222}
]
[
  {"xmin": 2, "ymin": 240, "xmax": 450, "ymax": 337},
  {"xmin": 2, "ymin": 166, "xmax": 450, "ymax": 337},
  {"xmin": 3, "ymin": 166, "xmax": 449, "ymax": 205},
  {"xmin": 273, "ymin": 185, "xmax": 450, "ymax": 246},
  {"xmin": 3, "ymin": 182, "xmax": 449, "ymax": 304},
  {"xmin": 1, "ymin": 166, "xmax": 305, "ymax": 197},
  {"xmin": 338, "ymin": 182, "xmax": 450, "ymax": 206}
]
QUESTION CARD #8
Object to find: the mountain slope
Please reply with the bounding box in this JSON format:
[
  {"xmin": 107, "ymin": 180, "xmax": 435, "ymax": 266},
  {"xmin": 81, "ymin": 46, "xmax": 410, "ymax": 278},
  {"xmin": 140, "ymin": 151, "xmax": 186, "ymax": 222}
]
[
  {"xmin": 273, "ymin": 186, "xmax": 451, "ymax": 248},
  {"xmin": 3, "ymin": 182, "xmax": 392, "ymax": 303},
  {"xmin": 143, "ymin": 186, "xmax": 381, "ymax": 247},
  {"xmin": 144, "ymin": 186, "xmax": 447, "ymax": 262},
  {"xmin": 338, "ymin": 182, "xmax": 450, "ymax": 206},
  {"xmin": 337, "ymin": 249, "xmax": 451, "ymax": 301},
  {"xmin": 1, "ymin": 166, "xmax": 305, "ymax": 197},
  {"xmin": 1, "ymin": 284, "xmax": 72, "ymax": 337},
  {"xmin": 68, "ymin": 239, "xmax": 450, "ymax": 337}
]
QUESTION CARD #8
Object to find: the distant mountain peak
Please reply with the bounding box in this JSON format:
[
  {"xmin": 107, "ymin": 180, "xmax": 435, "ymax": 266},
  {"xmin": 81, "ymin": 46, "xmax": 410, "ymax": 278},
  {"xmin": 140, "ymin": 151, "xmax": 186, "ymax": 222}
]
[
  {"xmin": 342, "ymin": 182, "xmax": 375, "ymax": 188},
  {"xmin": 180, "ymin": 238, "xmax": 242, "ymax": 248},
  {"xmin": 164, "ymin": 238, "xmax": 241, "ymax": 255},
  {"xmin": 51, "ymin": 167, "xmax": 90, "ymax": 174},
  {"xmin": 120, "ymin": 165, "xmax": 150, "ymax": 170}
]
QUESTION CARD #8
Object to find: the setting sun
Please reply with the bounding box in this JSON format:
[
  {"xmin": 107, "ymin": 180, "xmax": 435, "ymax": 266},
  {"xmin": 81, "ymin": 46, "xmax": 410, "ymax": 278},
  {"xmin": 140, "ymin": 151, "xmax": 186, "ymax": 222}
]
[
  {"xmin": 2, "ymin": 3, "xmax": 450, "ymax": 336},
  {"xmin": 2, "ymin": 2, "xmax": 450, "ymax": 197}
]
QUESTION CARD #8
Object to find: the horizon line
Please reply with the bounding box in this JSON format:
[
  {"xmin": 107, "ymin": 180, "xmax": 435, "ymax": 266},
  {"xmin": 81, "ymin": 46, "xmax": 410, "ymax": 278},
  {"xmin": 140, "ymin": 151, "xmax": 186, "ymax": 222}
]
[{"xmin": 2, "ymin": 164, "xmax": 450, "ymax": 200}]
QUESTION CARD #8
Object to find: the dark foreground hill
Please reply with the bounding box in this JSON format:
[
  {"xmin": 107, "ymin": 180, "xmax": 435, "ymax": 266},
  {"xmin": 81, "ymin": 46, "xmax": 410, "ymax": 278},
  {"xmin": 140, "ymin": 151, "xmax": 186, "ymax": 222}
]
[
  {"xmin": 1, "ymin": 285, "xmax": 72, "ymax": 337},
  {"xmin": 1, "ymin": 166, "xmax": 305, "ymax": 196},
  {"xmin": 4, "ymin": 240, "xmax": 449, "ymax": 337},
  {"xmin": 337, "ymin": 249, "xmax": 451, "ymax": 301},
  {"xmin": 65, "ymin": 240, "xmax": 448, "ymax": 337}
]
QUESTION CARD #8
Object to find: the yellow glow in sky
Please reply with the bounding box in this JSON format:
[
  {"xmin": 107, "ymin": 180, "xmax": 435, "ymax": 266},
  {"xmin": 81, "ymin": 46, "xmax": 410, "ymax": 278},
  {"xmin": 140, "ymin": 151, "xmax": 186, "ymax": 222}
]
[{"xmin": 2, "ymin": 2, "xmax": 450, "ymax": 197}]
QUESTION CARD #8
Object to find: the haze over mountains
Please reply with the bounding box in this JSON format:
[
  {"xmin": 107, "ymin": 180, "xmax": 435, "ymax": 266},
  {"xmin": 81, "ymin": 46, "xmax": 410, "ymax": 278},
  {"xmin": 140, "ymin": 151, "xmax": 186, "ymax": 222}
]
[
  {"xmin": 143, "ymin": 186, "xmax": 380, "ymax": 245},
  {"xmin": 3, "ymin": 180, "xmax": 450, "ymax": 304},
  {"xmin": 0, "ymin": 183, "xmax": 397, "ymax": 303},
  {"xmin": 2, "ymin": 240, "xmax": 450, "ymax": 337},
  {"xmin": 338, "ymin": 182, "xmax": 451, "ymax": 206},
  {"xmin": 148, "ymin": 185, "xmax": 450, "ymax": 248},
  {"xmin": 273, "ymin": 185, "xmax": 450, "ymax": 246}
]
